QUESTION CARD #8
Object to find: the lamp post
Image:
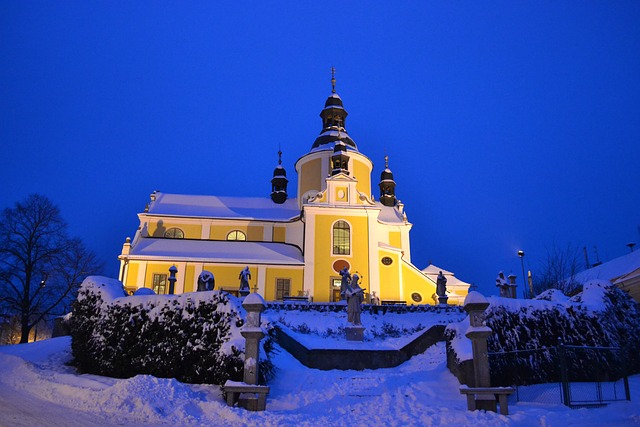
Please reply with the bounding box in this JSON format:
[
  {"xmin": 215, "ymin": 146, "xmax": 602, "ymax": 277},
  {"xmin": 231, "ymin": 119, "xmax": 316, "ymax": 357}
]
[{"xmin": 517, "ymin": 250, "xmax": 527, "ymax": 298}]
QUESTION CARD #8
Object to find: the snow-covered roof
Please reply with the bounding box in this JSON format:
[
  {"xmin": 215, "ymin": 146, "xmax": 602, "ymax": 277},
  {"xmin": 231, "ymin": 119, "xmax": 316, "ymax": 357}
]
[
  {"xmin": 376, "ymin": 204, "xmax": 405, "ymax": 224},
  {"xmin": 422, "ymin": 264, "xmax": 471, "ymax": 291},
  {"xmin": 573, "ymin": 249, "xmax": 640, "ymax": 284},
  {"xmin": 129, "ymin": 238, "xmax": 304, "ymax": 265},
  {"xmin": 147, "ymin": 193, "xmax": 300, "ymax": 221}
]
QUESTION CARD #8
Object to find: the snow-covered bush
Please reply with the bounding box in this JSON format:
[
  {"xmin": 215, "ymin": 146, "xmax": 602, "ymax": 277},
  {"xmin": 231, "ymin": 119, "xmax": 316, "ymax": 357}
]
[
  {"xmin": 71, "ymin": 277, "xmax": 274, "ymax": 385},
  {"xmin": 445, "ymin": 280, "xmax": 640, "ymax": 386}
]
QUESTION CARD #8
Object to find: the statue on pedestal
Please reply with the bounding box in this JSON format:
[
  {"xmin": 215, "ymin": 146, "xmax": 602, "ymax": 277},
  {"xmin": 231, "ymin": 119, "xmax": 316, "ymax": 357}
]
[
  {"xmin": 239, "ymin": 266, "xmax": 251, "ymax": 296},
  {"xmin": 346, "ymin": 274, "xmax": 364, "ymax": 325}
]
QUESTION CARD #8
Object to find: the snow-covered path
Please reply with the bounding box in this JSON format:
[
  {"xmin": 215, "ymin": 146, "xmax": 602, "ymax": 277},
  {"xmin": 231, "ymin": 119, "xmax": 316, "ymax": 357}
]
[{"xmin": 0, "ymin": 337, "xmax": 639, "ymax": 426}]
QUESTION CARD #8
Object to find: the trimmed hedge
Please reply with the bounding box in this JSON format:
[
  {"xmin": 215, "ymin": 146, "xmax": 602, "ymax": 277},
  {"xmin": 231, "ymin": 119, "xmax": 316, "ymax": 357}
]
[{"xmin": 71, "ymin": 278, "xmax": 273, "ymax": 385}]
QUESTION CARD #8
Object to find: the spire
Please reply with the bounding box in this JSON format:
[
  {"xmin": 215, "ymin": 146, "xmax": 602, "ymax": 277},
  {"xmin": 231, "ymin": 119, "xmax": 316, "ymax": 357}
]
[
  {"xmin": 331, "ymin": 66, "xmax": 336, "ymax": 93},
  {"xmin": 270, "ymin": 149, "xmax": 288, "ymax": 204},
  {"xmin": 379, "ymin": 155, "xmax": 397, "ymax": 207}
]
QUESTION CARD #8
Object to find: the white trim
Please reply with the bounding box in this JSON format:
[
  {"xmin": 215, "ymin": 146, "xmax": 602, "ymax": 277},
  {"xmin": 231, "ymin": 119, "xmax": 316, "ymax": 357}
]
[
  {"xmin": 137, "ymin": 261, "xmax": 147, "ymax": 289},
  {"xmin": 175, "ymin": 261, "xmax": 186, "ymax": 294},
  {"xmin": 303, "ymin": 213, "xmax": 315, "ymax": 299},
  {"xmin": 257, "ymin": 265, "xmax": 266, "ymax": 295}
]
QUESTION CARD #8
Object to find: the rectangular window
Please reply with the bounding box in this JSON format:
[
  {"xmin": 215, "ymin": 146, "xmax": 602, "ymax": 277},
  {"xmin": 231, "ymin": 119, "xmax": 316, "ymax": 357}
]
[
  {"xmin": 276, "ymin": 278, "xmax": 291, "ymax": 300},
  {"xmin": 153, "ymin": 273, "xmax": 167, "ymax": 294}
]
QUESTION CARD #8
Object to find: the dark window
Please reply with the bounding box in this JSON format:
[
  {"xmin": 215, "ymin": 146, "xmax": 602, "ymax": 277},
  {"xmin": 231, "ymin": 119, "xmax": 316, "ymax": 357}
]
[
  {"xmin": 153, "ymin": 274, "xmax": 167, "ymax": 294},
  {"xmin": 276, "ymin": 278, "xmax": 291, "ymax": 300},
  {"xmin": 164, "ymin": 227, "xmax": 184, "ymax": 239},
  {"xmin": 332, "ymin": 220, "xmax": 350, "ymax": 255},
  {"xmin": 411, "ymin": 292, "xmax": 422, "ymax": 303},
  {"xmin": 227, "ymin": 230, "xmax": 246, "ymax": 241}
]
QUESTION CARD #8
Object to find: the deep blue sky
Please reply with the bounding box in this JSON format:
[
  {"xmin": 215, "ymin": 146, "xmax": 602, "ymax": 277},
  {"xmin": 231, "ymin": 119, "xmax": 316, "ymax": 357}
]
[{"xmin": 2, "ymin": 2, "xmax": 639, "ymax": 296}]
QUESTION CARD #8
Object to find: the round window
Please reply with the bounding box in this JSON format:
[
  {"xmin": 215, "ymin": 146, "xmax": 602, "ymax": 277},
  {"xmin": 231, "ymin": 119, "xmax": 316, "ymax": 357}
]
[
  {"xmin": 381, "ymin": 256, "xmax": 393, "ymax": 266},
  {"xmin": 411, "ymin": 292, "xmax": 423, "ymax": 303}
]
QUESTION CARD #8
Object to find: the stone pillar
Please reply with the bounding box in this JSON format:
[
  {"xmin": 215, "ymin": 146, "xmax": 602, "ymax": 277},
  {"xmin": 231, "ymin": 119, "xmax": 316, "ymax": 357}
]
[
  {"xmin": 463, "ymin": 291, "xmax": 496, "ymax": 411},
  {"xmin": 507, "ymin": 274, "xmax": 518, "ymax": 299},
  {"xmin": 241, "ymin": 293, "xmax": 266, "ymax": 385}
]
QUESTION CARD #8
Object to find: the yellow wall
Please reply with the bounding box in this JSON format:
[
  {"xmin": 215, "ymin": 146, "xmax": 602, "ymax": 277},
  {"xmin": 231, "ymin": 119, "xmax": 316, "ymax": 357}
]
[
  {"xmin": 124, "ymin": 262, "xmax": 140, "ymax": 292},
  {"xmin": 148, "ymin": 221, "xmax": 202, "ymax": 239},
  {"xmin": 204, "ymin": 264, "xmax": 252, "ymax": 291},
  {"xmin": 248, "ymin": 225, "xmax": 263, "ymax": 241},
  {"xmin": 401, "ymin": 262, "xmax": 437, "ymax": 305},
  {"xmin": 273, "ymin": 226, "xmax": 286, "ymax": 242},
  {"xmin": 352, "ymin": 158, "xmax": 371, "ymax": 198},
  {"xmin": 299, "ymin": 158, "xmax": 322, "ymax": 198},
  {"xmin": 313, "ymin": 214, "xmax": 369, "ymax": 301},
  {"xmin": 378, "ymin": 250, "xmax": 401, "ymax": 300},
  {"xmin": 184, "ymin": 264, "xmax": 196, "ymax": 293},
  {"xmin": 209, "ymin": 225, "xmax": 264, "ymax": 241},
  {"xmin": 389, "ymin": 231, "xmax": 402, "ymax": 249},
  {"xmin": 264, "ymin": 267, "xmax": 304, "ymax": 301}
]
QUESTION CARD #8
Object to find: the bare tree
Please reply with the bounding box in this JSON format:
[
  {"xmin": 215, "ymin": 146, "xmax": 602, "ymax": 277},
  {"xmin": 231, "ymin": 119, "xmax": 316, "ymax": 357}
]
[
  {"xmin": 0, "ymin": 194, "xmax": 102, "ymax": 343},
  {"xmin": 532, "ymin": 244, "xmax": 584, "ymax": 296}
]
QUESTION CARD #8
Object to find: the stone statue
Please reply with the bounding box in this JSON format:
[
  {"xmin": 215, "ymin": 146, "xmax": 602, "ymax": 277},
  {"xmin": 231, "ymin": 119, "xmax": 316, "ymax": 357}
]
[
  {"xmin": 436, "ymin": 271, "xmax": 448, "ymax": 305},
  {"xmin": 197, "ymin": 270, "xmax": 215, "ymax": 291},
  {"xmin": 239, "ymin": 266, "xmax": 251, "ymax": 295},
  {"xmin": 346, "ymin": 274, "xmax": 364, "ymax": 325},
  {"xmin": 436, "ymin": 271, "xmax": 447, "ymax": 297},
  {"xmin": 339, "ymin": 266, "xmax": 351, "ymax": 299},
  {"xmin": 495, "ymin": 271, "xmax": 509, "ymax": 298}
]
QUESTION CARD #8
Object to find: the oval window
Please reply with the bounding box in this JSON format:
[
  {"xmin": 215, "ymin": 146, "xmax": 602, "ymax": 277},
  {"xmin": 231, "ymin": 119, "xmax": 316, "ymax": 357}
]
[
  {"xmin": 411, "ymin": 292, "xmax": 422, "ymax": 303},
  {"xmin": 381, "ymin": 256, "xmax": 393, "ymax": 266}
]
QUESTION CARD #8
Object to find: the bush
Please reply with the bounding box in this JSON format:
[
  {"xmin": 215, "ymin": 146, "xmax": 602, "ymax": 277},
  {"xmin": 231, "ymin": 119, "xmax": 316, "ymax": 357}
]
[
  {"xmin": 446, "ymin": 280, "xmax": 640, "ymax": 386},
  {"xmin": 70, "ymin": 277, "xmax": 273, "ymax": 386}
]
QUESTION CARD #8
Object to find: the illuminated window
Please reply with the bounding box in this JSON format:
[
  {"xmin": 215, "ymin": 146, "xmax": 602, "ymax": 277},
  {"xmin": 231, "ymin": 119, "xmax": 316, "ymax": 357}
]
[
  {"xmin": 276, "ymin": 278, "xmax": 291, "ymax": 300},
  {"xmin": 153, "ymin": 274, "xmax": 167, "ymax": 294},
  {"xmin": 226, "ymin": 230, "xmax": 246, "ymax": 241},
  {"xmin": 332, "ymin": 220, "xmax": 350, "ymax": 255},
  {"xmin": 164, "ymin": 227, "xmax": 184, "ymax": 239}
]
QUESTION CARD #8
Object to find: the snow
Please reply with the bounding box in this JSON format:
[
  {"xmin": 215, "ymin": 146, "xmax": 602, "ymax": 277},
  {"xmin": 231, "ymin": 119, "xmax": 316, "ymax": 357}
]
[
  {"xmin": 2, "ymin": 334, "xmax": 639, "ymax": 426},
  {"xmin": 573, "ymin": 248, "xmax": 640, "ymax": 284},
  {"xmin": 464, "ymin": 291, "xmax": 489, "ymax": 306},
  {"xmin": 129, "ymin": 238, "xmax": 304, "ymax": 264},
  {"xmin": 148, "ymin": 192, "xmax": 301, "ymax": 221}
]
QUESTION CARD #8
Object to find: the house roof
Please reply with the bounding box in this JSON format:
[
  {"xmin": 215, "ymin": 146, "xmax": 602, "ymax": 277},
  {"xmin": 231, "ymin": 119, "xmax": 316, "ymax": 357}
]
[
  {"xmin": 574, "ymin": 249, "xmax": 640, "ymax": 283},
  {"xmin": 147, "ymin": 192, "xmax": 300, "ymax": 221},
  {"xmin": 128, "ymin": 238, "xmax": 304, "ymax": 265}
]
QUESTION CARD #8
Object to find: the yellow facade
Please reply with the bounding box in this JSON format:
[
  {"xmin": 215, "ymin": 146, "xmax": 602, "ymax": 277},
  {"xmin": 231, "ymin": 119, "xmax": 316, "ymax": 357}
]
[{"xmin": 148, "ymin": 221, "xmax": 202, "ymax": 239}]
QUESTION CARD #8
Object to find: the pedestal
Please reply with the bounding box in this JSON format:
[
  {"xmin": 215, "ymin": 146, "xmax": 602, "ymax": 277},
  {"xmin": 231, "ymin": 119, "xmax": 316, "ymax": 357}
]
[{"xmin": 346, "ymin": 326, "xmax": 365, "ymax": 341}]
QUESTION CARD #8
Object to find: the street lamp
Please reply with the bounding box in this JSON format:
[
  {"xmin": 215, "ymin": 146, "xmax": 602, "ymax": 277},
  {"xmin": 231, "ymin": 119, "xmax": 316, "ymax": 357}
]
[{"xmin": 518, "ymin": 250, "xmax": 527, "ymax": 298}]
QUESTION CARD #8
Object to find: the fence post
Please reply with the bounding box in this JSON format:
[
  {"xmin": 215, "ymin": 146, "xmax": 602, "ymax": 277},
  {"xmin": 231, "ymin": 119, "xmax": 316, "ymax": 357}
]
[{"xmin": 558, "ymin": 338, "xmax": 571, "ymax": 407}]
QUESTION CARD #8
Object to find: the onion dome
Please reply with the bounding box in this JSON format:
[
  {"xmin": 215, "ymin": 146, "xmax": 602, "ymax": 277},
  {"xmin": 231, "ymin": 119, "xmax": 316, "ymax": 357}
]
[
  {"xmin": 379, "ymin": 155, "xmax": 397, "ymax": 207},
  {"xmin": 311, "ymin": 69, "xmax": 358, "ymax": 150},
  {"xmin": 270, "ymin": 150, "xmax": 288, "ymax": 204}
]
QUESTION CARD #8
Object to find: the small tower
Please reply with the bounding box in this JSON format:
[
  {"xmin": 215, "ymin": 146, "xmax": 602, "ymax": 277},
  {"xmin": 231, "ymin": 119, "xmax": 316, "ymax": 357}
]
[
  {"xmin": 270, "ymin": 150, "xmax": 288, "ymax": 204},
  {"xmin": 379, "ymin": 155, "xmax": 397, "ymax": 207},
  {"xmin": 331, "ymin": 139, "xmax": 350, "ymax": 176}
]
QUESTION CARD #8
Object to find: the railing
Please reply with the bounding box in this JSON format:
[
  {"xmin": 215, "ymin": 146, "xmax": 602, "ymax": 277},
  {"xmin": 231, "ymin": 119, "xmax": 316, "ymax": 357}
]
[{"xmin": 488, "ymin": 344, "xmax": 631, "ymax": 407}]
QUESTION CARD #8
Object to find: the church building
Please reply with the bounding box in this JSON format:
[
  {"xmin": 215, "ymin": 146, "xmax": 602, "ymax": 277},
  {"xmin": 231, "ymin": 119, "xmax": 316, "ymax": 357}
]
[{"xmin": 118, "ymin": 76, "xmax": 470, "ymax": 305}]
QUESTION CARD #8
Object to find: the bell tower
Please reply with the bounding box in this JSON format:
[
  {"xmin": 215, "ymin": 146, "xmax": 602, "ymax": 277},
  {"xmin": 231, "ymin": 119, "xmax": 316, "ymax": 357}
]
[{"xmin": 270, "ymin": 150, "xmax": 288, "ymax": 204}]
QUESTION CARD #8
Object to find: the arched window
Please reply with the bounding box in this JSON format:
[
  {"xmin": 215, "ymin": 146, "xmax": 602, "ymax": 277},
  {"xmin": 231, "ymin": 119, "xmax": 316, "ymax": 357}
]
[
  {"xmin": 226, "ymin": 230, "xmax": 247, "ymax": 241},
  {"xmin": 332, "ymin": 220, "xmax": 350, "ymax": 255},
  {"xmin": 164, "ymin": 227, "xmax": 184, "ymax": 239}
]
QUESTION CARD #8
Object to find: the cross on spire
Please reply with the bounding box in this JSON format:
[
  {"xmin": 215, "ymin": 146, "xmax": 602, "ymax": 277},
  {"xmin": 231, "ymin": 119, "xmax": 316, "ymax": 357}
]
[
  {"xmin": 384, "ymin": 154, "xmax": 389, "ymax": 169},
  {"xmin": 331, "ymin": 66, "xmax": 336, "ymax": 93},
  {"xmin": 278, "ymin": 148, "xmax": 282, "ymax": 165}
]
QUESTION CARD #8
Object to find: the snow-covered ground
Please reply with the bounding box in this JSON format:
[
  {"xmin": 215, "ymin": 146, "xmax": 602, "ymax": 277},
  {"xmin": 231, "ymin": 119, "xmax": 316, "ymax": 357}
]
[{"xmin": 1, "ymin": 331, "xmax": 639, "ymax": 426}]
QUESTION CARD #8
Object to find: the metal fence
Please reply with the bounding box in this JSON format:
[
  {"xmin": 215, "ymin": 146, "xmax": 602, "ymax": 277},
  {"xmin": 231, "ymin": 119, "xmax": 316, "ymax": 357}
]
[{"xmin": 489, "ymin": 344, "xmax": 631, "ymax": 407}]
